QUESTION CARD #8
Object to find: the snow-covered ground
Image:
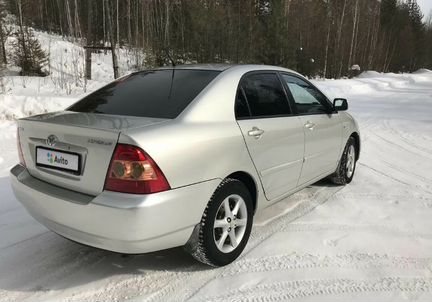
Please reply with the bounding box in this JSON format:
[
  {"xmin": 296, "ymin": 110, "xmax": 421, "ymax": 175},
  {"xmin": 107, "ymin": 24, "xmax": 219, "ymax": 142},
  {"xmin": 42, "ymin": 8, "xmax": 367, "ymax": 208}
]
[{"xmin": 1, "ymin": 33, "xmax": 432, "ymax": 301}]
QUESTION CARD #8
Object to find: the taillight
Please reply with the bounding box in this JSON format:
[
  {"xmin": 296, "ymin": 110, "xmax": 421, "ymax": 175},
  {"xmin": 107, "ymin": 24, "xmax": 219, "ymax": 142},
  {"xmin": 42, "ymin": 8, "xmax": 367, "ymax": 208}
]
[
  {"xmin": 104, "ymin": 144, "xmax": 170, "ymax": 194},
  {"xmin": 17, "ymin": 128, "xmax": 26, "ymax": 167}
]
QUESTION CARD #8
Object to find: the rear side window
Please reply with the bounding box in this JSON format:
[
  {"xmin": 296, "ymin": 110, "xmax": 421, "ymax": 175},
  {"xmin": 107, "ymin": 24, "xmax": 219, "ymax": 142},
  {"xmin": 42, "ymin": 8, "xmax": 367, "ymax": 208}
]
[
  {"xmin": 68, "ymin": 70, "xmax": 220, "ymax": 119},
  {"xmin": 240, "ymin": 73, "xmax": 291, "ymax": 118}
]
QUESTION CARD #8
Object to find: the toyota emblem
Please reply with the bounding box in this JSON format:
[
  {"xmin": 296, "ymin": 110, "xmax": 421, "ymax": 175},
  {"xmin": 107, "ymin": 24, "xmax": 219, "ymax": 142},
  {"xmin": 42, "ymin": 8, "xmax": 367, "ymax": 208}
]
[{"xmin": 46, "ymin": 135, "xmax": 58, "ymax": 147}]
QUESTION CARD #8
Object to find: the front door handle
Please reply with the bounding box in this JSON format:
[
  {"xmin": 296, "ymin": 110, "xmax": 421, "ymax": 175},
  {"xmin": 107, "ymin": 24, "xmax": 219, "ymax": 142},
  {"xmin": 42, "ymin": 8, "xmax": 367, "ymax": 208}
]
[
  {"xmin": 304, "ymin": 122, "xmax": 316, "ymax": 130},
  {"xmin": 248, "ymin": 127, "xmax": 265, "ymax": 139}
]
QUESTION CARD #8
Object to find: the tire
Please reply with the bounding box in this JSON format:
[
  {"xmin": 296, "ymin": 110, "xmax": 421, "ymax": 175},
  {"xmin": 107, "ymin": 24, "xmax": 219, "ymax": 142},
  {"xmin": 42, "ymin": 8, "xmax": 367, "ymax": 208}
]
[
  {"xmin": 186, "ymin": 178, "xmax": 254, "ymax": 267},
  {"xmin": 331, "ymin": 136, "xmax": 357, "ymax": 185}
]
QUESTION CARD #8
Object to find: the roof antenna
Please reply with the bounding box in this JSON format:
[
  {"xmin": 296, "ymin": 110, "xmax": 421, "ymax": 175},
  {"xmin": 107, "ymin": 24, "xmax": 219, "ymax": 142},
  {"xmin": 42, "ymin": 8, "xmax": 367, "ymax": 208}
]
[
  {"xmin": 165, "ymin": 48, "xmax": 176, "ymax": 99},
  {"xmin": 165, "ymin": 48, "xmax": 176, "ymax": 67}
]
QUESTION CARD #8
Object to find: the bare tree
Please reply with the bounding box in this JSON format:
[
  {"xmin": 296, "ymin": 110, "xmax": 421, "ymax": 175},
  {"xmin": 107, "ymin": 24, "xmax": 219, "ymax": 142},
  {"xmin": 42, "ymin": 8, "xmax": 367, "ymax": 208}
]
[
  {"xmin": 127, "ymin": 0, "xmax": 131, "ymax": 44},
  {"xmin": 105, "ymin": 0, "xmax": 119, "ymax": 78},
  {"xmin": 336, "ymin": 0, "xmax": 347, "ymax": 78},
  {"xmin": 65, "ymin": 0, "xmax": 74, "ymax": 39},
  {"xmin": 17, "ymin": 0, "xmax": 28, "ymax": 62},
  {"xmin": 116, "ymin": 0, "xmax": 119, "ymax": 45},
  {"xmin": 347, "ymin": 0, "xmax": 359, "ymax": 70},
  {"xmin": 0, "ymin": 0, "xmax": 7, "ymax": 66},
  {"xmin": 102, "ymin": 0, "xmax": 106, "ymax": 44},
  {"xmin": 74, "ymin": 0, "xmax": 82, "ymax": 40}
]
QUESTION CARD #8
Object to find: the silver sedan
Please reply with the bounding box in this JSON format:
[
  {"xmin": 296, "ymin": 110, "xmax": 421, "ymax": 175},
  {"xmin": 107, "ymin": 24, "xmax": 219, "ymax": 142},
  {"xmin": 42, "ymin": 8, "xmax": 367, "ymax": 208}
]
[{"xmin": 10, "ymin": 64, "xmax": 360, "ymax": 266}]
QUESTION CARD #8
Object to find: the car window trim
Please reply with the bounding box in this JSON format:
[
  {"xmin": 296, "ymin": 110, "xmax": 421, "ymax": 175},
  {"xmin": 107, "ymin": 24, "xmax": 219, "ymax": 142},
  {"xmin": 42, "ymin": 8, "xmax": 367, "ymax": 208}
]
[
  {"xmin": 236, "ymin": 114, "xmax": 299, "ymax": 121},
  {"xmin": 235, "ymin": 70, "xmax": 294, "ymax": 120},
  {"xmin": 276, "ymin": 72, "xmax": 299, "ymax": 115},
  {"xmin": 234, "ymin": 86, "xmax": 252, "ymax": 119},
  {"xmin": 279, "ymin": 72, "xmax": 335, "ymax": 116}
]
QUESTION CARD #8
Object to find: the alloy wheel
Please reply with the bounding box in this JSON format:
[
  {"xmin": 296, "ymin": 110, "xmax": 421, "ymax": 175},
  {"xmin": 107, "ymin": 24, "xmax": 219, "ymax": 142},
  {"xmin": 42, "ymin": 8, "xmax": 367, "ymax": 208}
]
[
  {"xmin": 213, "ymin": 194, "xmax": 248, "ymax": 253},
  {"xmin": 346, "ymin": 145, "xmax": 356, "ymax": 178}
]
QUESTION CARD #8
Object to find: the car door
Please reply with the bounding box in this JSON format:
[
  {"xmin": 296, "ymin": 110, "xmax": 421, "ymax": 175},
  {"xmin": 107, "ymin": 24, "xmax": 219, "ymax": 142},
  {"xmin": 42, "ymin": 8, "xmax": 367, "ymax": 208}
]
[
  {"xmin": 280, "ymin": 73, "xmax": 343, "ymax": 185},
  {"xmin": 236, "ymin": 72, "xmax": 305, "ymax": 201}
]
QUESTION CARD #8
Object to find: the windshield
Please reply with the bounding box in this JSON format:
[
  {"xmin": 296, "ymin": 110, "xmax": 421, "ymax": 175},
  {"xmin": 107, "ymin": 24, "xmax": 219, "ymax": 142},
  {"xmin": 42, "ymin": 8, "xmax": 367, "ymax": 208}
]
[{"xmin": 68, "ymin": 69, "xmax": 221, "ymax": 119}]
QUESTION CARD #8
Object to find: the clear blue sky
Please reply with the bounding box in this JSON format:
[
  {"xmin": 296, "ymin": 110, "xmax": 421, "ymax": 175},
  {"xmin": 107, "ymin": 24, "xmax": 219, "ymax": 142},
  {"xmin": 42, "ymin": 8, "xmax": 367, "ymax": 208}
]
[{"xmin": 417, "ymin": 0, "xmax": 432, "ymax": 20}]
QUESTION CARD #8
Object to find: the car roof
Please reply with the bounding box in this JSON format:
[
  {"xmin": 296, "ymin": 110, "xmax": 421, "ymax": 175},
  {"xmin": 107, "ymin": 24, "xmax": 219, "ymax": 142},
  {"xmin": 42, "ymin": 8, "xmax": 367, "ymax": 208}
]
[
  {"xmin": 154, "ymin": 64, "xmax": 299, "ymax": 74},
  {"xmin": 156, "ymin": 64, "xmax": 233, "ymax": 71}
]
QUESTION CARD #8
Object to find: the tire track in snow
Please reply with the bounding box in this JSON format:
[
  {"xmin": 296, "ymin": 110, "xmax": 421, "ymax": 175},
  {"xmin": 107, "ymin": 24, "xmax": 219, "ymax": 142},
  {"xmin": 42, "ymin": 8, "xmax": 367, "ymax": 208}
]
[
  {"xmin": 66, "ymin": 268, "xmax": 198, "ymax": 302},
  {"xmin": 281, "ymin": 222, "xmax": 432, "ymax": 240},
  {"xmin": 381, "ymin": 119, "xmax": 432, "ymax": 156},
  {"xmin": 194, "ymin": 277, "xmax": 432, "ymax": 302},
  {"xmin": 358, "ymin": 162, "xmax": 411, "ymax": 186},
  {"xmin": 358, "ymin": 162, "xmax": 432, "ymax": 196},
  {"xmin": 374, "ymin": 132, "xmax": 432, "ymax": 162},
  {"xmin": 381, "ymin": 157, "xmax": 432, "ymax": 184},
  {"xmin": 371, "ymin": 131, "xmax": 432, "ymax": 183},
  {"xmin": 187, "ymin": 223, "xmax": 432, "ymax": 300},
  {"xmin": 220, "ymin": 253, "xmax": 432, "ymax": 278},
  {"xmin": 0, "ymin": 230, "xmax": 50, "ymax": 251}
]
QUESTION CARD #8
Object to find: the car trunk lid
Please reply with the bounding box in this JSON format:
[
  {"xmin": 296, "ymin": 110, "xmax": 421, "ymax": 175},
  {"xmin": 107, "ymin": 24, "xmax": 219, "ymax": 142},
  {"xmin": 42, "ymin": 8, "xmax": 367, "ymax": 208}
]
[{"xmin": 18, "ymin": 111, "xmax": 168, "ymax": 196}]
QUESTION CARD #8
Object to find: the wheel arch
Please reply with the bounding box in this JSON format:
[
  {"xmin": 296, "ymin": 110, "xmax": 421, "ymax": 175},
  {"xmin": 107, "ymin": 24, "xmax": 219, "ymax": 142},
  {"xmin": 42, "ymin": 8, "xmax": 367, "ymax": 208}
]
[
  {"xmin": 225, "ymin": 171, "xmax": 258, "ymax": 214},
  {"xmin": 350, "ymin": 132, "xmax": 361, "ymax": 160}
]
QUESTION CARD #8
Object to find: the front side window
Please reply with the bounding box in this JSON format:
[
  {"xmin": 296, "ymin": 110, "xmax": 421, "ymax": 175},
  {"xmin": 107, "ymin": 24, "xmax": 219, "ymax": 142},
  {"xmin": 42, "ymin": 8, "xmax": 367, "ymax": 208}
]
[
  {"xmin": 68, "ymin": 70, "xmax": 220, "ymax": 119},
  {"xmin": 240, "ymin": 73, "xmax": 291, "ymax": 118},
  {"xmin": 282, "ymin": 74, "xmax": 330, "ymax": 115}
]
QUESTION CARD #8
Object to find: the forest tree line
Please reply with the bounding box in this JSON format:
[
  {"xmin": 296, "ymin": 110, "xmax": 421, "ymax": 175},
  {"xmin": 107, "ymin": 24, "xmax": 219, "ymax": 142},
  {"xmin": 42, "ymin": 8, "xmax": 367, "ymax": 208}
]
[{"xmin": 1, "ymin": 0, "xmax": 432, "ymax": 78}]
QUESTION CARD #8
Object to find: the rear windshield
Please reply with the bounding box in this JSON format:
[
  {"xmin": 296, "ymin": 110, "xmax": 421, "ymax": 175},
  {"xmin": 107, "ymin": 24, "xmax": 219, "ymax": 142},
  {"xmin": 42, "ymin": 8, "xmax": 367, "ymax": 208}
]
[{"xmin": 68, "ymin": 69, "xmax": 220, "ymax": 119}]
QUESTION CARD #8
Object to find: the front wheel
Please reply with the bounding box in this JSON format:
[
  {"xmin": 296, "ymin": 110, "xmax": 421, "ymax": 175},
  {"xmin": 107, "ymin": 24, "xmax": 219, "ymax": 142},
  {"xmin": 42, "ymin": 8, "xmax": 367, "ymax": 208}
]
[
  {"xmin": 186, "ymin": 178, "xmax": 253, "ymax": 267},
  {"xmin": 331, "ymin": 137, "xmax": 357, "ymax": 185}
]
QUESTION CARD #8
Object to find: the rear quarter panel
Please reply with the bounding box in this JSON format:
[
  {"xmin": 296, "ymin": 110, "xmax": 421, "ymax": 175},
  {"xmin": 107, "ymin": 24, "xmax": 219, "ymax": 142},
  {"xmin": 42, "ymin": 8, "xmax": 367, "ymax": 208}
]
[{"xmin": 121, "ymin": 120, "xmax": 266, "ymax": 209}]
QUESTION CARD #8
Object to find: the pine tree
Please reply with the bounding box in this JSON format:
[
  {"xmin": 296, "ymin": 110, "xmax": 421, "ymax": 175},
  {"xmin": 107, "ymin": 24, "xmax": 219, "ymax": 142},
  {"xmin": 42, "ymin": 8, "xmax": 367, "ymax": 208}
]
[
  {"xmin": 380, "ymin": 0, "xmax": 398, "ymax": 28},
  {"xmin": 407, "ymin": 0, "xmax": 426, "ymax": 70},
  {"xmin": 427, "ymin": 15, "xmax": 432, "ymax": 68},
  {"xmin": 11, "ymin": 27, "xmax": 49, "ymax": 76}
]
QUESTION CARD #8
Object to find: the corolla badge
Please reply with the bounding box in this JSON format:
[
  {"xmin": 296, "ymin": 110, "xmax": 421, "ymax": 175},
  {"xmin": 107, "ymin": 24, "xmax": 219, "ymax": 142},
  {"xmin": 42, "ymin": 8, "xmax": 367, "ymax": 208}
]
[
  {"xmin": 46, "ymin": 135, "xmax": 59, "ymax": 147},
  {"xmin": 88, "ymin": 138, "xmax": 113, "ymax": 146}
]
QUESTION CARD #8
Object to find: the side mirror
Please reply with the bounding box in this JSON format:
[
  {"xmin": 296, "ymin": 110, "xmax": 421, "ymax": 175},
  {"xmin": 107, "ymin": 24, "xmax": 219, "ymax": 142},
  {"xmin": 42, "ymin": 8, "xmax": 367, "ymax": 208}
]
[{"xmin": 333, "ymin": 98, "xmax": 348, "ymax": 111}]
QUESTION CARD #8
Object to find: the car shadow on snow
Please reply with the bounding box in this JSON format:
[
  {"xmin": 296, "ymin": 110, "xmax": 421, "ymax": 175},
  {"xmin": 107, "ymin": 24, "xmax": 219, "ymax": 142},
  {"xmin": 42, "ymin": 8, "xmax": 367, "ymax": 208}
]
[{"xmin": 309, "ymin": 178, "xmax": 341, "ymax": 188}]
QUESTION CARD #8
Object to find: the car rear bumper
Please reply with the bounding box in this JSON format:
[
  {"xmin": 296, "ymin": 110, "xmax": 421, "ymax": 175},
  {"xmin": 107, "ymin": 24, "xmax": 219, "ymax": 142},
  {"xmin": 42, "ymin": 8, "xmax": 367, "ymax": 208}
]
[{"xmin": 10, "ymin": 164, "xmax": 220, "ymax": 254}]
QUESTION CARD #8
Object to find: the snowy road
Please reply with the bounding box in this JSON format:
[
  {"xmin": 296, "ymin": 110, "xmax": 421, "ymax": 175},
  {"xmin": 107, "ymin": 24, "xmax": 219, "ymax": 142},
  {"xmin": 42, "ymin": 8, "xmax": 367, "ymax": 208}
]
[{"xmin": 1, "ymin": 71, "xmax": 432, "ymax": 301}]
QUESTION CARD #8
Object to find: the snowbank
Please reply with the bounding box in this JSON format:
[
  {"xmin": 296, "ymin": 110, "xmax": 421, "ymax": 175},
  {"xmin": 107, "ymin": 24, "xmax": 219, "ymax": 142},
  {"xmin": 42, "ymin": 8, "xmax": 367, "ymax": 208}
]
[
  {"xmin": 0, "ymin": 94, "xmax": 76, "ymax": 120},
  {"xmin": 313, "ymin": 70, "xmax": 432, "ymax": 100},
  {"xmin": 413, "ymin": 68, "xmax": 432, "ymax": 74}
]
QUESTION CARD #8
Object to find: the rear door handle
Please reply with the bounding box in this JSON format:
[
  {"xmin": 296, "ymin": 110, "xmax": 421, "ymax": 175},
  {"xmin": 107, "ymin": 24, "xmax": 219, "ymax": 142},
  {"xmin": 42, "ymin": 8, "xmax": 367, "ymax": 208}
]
[
  {"xmin": 304, "ymin": 122, "xmax": 316, "ymax": 130},
  {"xmin": 248, "ymin": 127, "xmax": 265, "ymax": 139}
]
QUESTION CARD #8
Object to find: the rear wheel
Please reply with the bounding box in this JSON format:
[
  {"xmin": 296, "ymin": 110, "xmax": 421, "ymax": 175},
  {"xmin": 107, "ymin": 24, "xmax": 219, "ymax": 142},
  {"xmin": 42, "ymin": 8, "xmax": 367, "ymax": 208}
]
[
  {"xmin": 186, "ymin": 178, "xmax": 253, "ymax": 267},
  {"xmin": 331, "ymin": 137, "xmax": 357, "ymax": 185}
]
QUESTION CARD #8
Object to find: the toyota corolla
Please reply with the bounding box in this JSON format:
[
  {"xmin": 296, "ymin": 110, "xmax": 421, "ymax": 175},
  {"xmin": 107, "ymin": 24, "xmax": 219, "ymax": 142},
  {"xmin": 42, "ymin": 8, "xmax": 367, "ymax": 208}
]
[{"xmin": 10, "ymin": 64, "xmax": 360, "ymax": 266}]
